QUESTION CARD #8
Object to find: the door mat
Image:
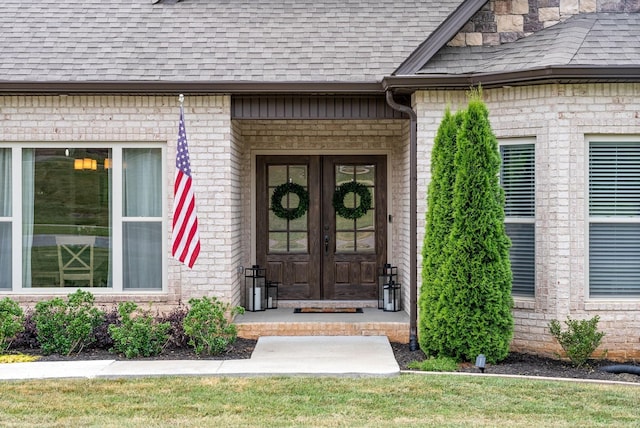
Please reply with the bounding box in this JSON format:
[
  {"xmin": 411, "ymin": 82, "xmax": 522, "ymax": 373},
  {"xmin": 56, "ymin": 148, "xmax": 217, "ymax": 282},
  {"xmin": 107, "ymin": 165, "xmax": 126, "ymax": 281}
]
[{"xmin": 294, "ymin": 307, "xmax": 363, "ymax": 314}]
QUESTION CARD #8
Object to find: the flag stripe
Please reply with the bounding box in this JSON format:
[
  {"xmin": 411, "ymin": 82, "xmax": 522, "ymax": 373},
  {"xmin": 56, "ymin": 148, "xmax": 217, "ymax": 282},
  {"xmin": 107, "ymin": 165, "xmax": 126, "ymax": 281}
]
[{"xmin": 171, "ymin": 106, "xmax": 200, "ymax": 268}]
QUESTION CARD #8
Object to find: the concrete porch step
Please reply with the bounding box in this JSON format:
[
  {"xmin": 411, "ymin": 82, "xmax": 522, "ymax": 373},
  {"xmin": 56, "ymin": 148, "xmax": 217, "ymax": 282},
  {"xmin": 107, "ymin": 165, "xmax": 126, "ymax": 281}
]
[{"xmin": 235, "ymin": 307, "xmax": 410, "ymax": 344}]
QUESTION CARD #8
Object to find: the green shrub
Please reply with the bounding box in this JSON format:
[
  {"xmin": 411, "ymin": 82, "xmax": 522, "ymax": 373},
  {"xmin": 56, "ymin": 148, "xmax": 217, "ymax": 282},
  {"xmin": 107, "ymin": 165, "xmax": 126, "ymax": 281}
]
[
  {"xmin": 34, "ymin": 290, "xmax": 104, "ymax": 355},
  {"xmin": 108, "ymin": 302, "xmax": 171, "ymax": 358},
  {"xmin": 183, "ymin": 296, "xmax": 245, "ymax": 356},
  {"xmin": 407, "ymin": 356, "xmax": 459, "ymax": 372},
  {"xmin": 0, "ymin": 298, "xmax": 24, "ymax": 353},
  {"xmin": 423, "ymin": 89, "xmax": 514, "ymax": 364},
  {"xmin": 419, "ymin": 107, "xmax": 463, "ymax": 355},
  {"xmin": 549, "ymin": 316, "xmax": 606, "ymax": 367}
]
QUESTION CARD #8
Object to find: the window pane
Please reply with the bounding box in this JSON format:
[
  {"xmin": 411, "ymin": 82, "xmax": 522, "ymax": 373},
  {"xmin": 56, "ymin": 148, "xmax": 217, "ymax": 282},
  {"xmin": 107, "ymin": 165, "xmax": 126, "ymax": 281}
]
[
  {"xmin": 123, "ymin": 222, "xmax": 162, "ymax": 289},
  {"xmin": 356, "ymin": 231, "xmax": 375, "ymax": 253},
  {"xmin": 501, "ymin": 143, "xmax": 535, "ymax": 297},
  {"xmin": 23, "ymin": 148, "xmax": 111, "ymax": 288},
  {"xmin": 0, "ymin": 222, "xmax": 10, "ymax": 289},
  {"xmin": 589, "ymin": 142, "xmax": 640, "ymax": 216},
  {"xmin": 0, "ymin": 149, "xmax": 10, "ymax": 289},
  {"xmin": 123, "ymin": 148, "xmax": 162, "ymax": 217},
  {"xmin": 267, "ymin": 164, "xmax": 308, "ymax": 255},
  {"xmin": 268, "ymin": 165, "xmax": 286, "ymax": 186},
  {"xmin": 590, "ymin": 223, "xmax": 640, "ymax": 297},
  {"xmin": 289, "ymin": 232, "xmax": 307, "ymax": 253},
  {"xmin": 0, "ymin": 148, "xmax": 11, "ymax": 216},
  {"xmin": 268, "ymin": 232, "xmax": 288, "ymax": 253},
  {"xmin": 506, "ymin": 223, "xmax": 535, "ymax": 296},
  {"xmin": 336, "ymin": 231, "xmax": 355, "ymax": 252},
  {"xmin": 500, "ymin": 144, "xmax": 535, "ymax": 217}
]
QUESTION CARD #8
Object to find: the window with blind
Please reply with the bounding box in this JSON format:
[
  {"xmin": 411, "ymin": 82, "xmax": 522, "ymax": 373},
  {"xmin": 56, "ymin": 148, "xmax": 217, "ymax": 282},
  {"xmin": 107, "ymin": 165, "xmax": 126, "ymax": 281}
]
[
  {"xmin": 589, "ymin": 141, "xmax": 640, "ymax": 297},
  {"xmin": 500, "ymin": 142, "xmax": 535, "ymax": 297}
]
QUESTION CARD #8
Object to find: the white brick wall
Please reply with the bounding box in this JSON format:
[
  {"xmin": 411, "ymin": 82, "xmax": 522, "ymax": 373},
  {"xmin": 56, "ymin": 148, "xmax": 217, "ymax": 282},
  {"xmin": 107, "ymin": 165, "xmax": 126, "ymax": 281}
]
[
  {"xmin": 0, "ymin": 94, "xmax": 237, "ymax": 309},
  {"xmin": 415, "ymin": 83, "xmax": 640, "ymax": 359},
  {"xmin": 3, "ymin": 88, "xmax": 639, "ymax": 359}
]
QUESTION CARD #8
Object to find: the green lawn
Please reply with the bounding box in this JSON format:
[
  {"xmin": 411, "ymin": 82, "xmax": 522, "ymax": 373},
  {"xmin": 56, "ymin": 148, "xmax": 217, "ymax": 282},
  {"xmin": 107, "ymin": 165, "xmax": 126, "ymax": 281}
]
[{"xmin": 1, "ymin": 374, "xmax": 638, "ymax": 427}]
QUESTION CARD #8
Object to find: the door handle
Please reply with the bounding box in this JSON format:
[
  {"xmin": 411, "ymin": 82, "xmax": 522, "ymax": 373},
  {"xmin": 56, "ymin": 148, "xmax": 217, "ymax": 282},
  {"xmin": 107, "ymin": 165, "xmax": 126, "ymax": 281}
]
[{"xmin": 324, "ymin": 235, "xmax": 329, "ymax": 254}]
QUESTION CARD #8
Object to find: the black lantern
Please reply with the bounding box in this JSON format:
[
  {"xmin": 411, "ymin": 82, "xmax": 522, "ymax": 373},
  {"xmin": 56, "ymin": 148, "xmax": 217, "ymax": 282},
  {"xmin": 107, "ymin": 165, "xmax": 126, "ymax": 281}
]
[
  {"xmin": 383, "ymin": 280, "xmax": 401, "ymax": 312},
  {"xmin": 266, "ymin": 280, "xmax": 279, "ymax": 309},
  {"xmin": 378, "ymin": 264, "xmax": 398, "ymax": 310},
  {"xmin": 245, "ymin": 265, "xmax": 267, "ymax": 311}
]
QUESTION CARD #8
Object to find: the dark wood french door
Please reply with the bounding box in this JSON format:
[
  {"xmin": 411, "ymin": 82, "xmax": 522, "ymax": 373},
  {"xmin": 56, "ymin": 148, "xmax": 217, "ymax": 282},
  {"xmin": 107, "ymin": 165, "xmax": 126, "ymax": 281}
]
[{"xmin": 256, "ymin": 155, "xmax": 387, "ymax": 300}]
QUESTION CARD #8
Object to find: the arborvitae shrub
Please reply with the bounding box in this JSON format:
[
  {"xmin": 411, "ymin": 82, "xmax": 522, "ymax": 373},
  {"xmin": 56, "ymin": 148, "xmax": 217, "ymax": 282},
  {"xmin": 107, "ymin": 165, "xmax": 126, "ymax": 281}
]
[
  {"xmin": 419, "ymin": 107, "xmax": 463, "ymax": 356},
  {"xmin": 421, "ymin": 89, "xmax": 514, "ymax": 364},
  {"xmin": 438, "ymin": 89, "xmax": 513, "ymax": 364}
]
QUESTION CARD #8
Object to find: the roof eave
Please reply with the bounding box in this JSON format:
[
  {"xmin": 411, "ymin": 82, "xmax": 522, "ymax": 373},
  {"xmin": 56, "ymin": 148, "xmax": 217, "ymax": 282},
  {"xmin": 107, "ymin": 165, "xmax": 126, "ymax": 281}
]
[
  {"xmin": 0, "ymin": 81, "xmax": 385, "ymax": 95},
  {"xmin": 383, "ymin": 66, "xmax": 640, "ymax": 91}
]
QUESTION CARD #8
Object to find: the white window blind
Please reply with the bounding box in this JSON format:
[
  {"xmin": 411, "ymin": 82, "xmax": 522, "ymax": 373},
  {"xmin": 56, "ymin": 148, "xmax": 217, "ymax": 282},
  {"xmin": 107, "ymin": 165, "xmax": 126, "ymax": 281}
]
[
  {"xmin": 500, "ymin": 143, "xmax": 535, "ymax": 297},
  {"xmin": 589, "ymin": 141, "xmax": 640, "ymax": 297}
]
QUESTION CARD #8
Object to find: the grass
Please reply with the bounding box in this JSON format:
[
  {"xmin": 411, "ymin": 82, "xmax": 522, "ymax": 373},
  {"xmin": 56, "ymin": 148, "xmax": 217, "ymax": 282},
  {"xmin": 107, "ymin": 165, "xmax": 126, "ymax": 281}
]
[{"xmin": 0, "ymin": 374, "xmax": 639, "ymax": 427}]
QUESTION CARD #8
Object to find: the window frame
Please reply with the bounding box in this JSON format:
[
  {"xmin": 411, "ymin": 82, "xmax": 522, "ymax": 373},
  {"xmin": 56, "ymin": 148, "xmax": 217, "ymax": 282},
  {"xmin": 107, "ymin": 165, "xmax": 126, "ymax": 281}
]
[
  {"xmin": 2, "ymin": 143, "xmax": 167, "ymax": 293},
  {"xmin": 587, "ymin": 135, "xmax": 640, "ymax": 299},
  {"xmin": 499, "ymin": 138, "xmax": 536, "ymax": 298}
]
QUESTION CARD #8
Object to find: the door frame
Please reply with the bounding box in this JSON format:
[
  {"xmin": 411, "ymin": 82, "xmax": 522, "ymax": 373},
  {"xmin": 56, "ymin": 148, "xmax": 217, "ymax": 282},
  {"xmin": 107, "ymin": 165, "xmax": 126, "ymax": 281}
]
[{"xmin": 250, "ymin": 150, "xmax": 394, "ymax": 286}]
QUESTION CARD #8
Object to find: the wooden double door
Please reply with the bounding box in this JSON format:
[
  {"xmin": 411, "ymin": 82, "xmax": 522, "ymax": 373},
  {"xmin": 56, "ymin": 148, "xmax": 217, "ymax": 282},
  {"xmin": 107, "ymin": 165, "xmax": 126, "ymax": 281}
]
[{"xmin": 256, "ymin": 155, "xmax": 387, "ymax": 300}]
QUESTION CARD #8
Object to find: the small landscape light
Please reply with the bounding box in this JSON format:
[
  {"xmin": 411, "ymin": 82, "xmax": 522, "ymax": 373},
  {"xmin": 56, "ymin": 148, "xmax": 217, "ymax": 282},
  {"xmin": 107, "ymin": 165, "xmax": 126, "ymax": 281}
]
[{"xmin": 475, "ymin": 354, "xmax": 486, "ymax": 373}]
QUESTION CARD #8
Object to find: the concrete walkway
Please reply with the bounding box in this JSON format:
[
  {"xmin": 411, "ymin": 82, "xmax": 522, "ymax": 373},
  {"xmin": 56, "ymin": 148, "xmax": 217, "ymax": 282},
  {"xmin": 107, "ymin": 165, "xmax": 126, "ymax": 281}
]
[{"xmin": 0, "ymin": 336, "xmax": 399, "ymax": 380}]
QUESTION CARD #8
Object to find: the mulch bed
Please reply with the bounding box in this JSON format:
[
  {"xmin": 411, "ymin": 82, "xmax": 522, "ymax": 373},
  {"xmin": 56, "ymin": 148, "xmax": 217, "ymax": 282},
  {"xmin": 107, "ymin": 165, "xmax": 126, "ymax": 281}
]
[{"xmin": 10, "ymin": 339, "xmax": 640, "ymax": 384}]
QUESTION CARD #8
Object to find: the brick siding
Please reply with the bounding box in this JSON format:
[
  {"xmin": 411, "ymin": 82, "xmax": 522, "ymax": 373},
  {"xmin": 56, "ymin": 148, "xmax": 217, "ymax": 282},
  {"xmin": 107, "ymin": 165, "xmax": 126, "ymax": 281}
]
[{"xmin": 415, "ymin": 83, "xmax": 640, "ymax": 360}]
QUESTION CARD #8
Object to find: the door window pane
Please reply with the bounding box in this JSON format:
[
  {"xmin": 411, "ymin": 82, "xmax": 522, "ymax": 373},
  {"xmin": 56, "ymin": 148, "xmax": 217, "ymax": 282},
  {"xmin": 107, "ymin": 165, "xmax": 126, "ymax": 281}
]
[
  {"xmin": 23, "ymin": 148, "xmax": 111, "ymax": 288},
  {"xmin": 334, "ymin": 163, "xmax": 375, "ymax": 253},
  {"xmin": 267, "ymin": 164, "xmax": 308, "ymax": 254}
]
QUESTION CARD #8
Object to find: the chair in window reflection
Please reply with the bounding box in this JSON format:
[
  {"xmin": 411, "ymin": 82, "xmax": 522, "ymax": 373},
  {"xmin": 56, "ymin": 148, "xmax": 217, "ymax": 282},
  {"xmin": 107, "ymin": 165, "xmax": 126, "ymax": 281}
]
[{"xmin": 55, "ymin": 235, "xmax": 95, "ymax": 287}]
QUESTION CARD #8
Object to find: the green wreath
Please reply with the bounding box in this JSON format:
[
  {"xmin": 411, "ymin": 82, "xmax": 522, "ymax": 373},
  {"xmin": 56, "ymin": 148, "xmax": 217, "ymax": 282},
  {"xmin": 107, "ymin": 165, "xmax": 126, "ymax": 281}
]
[
  {"xmin": 271, "ymin": 182, "xmax": 309, "ymax": 220},
  {"xmin": 333, "ymin": 181, "xmax": 372, "ymax": 220}
]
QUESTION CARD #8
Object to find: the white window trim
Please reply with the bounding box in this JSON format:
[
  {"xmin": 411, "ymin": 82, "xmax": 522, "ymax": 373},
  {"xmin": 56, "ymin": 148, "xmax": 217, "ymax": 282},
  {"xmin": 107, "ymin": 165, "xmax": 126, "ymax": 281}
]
[
  {"xmin": 585, "ymin": 135, "xmax": 640, "ymax": 301},
  {"xmin": 3, "ymin": 142, "xmax": 167, "ymax": 293}
]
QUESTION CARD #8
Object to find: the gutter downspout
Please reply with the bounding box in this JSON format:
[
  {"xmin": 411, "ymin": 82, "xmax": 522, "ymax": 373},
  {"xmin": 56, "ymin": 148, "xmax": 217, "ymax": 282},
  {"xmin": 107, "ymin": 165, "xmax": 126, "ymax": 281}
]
[{"xmin": 385, "ymin": 90, "xmax": 418, "ymax": 351}]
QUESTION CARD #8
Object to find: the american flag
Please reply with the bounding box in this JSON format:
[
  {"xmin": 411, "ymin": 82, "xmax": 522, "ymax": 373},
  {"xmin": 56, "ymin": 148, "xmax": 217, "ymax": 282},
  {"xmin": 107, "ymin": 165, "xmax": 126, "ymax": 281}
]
[{"xmin": 171, "ymin": 106, "xmax": 201, "ymax": 268}]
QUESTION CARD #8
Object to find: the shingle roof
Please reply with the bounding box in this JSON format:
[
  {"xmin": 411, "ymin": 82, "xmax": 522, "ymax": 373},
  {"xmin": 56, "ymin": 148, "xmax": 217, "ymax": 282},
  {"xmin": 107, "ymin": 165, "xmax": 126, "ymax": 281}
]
[
  {"xmin": 0, "ymin": 0, "xmax": 463, "ymax": 84},
  {"xmin": 419, "ymin": 13, "xmax": 640, "ymax": 75}
]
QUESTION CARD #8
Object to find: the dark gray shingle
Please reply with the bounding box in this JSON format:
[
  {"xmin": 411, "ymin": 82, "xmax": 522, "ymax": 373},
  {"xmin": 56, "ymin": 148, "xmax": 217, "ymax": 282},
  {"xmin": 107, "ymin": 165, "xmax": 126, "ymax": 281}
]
[
  {"xmin": 1, "ymin": 0, "xmax": 463, "ymax": 83},
  {"xmin": 420, "ymin": 13, "xmax": 640, "ymax": 75}
]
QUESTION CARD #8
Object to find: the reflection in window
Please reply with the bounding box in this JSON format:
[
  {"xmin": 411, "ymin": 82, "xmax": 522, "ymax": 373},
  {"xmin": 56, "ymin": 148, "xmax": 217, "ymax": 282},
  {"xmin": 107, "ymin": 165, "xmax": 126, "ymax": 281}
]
[
  {"xmin": 8, "ymin": 146, "xmax": 164, "ymax": 291},
  {"xmin": 0, "ymin": 148, "xmax": 11, "ymax": 289},
  {"xmin": 268, "ymin": 164, "xmax": 309, "ymax": 254},
  {"xmin": 335, "ymin": 164, "xmax": 375, "ymax": 253},
  {"xmin": 23, "ymin": 148, "xmax": 111, "ymax": 288}
]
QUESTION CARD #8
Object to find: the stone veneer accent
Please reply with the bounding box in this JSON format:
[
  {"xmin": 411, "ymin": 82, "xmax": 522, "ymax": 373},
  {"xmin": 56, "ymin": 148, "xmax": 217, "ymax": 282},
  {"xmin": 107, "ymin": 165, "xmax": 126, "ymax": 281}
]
[
  {"xmin": 450, "ymin": 0, "xmax": 639, "ymax": 46},
  {"xmin": 414, "ymin": 83, "xmax": 640, "ymax": 360}
]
